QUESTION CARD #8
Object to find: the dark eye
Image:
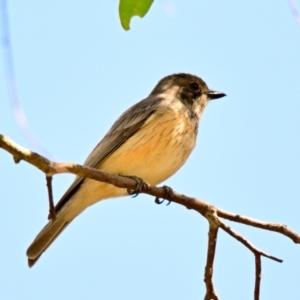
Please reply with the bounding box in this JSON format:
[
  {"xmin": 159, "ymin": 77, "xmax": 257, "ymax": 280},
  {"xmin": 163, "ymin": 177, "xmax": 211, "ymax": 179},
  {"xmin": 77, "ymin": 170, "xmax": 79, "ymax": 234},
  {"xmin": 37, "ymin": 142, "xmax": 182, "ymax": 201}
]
[{"xmin": 190, "ymin": 82, "xmax": 199, "ymax": 91}]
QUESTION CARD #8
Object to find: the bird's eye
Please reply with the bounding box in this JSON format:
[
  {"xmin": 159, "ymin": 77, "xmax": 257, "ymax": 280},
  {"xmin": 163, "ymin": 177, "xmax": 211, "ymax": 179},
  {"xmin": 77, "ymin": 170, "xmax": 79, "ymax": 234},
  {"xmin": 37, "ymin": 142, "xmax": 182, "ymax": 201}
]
[{"xmin": 190, "ymin": 82, "xmax": 199, "ymax": 91}]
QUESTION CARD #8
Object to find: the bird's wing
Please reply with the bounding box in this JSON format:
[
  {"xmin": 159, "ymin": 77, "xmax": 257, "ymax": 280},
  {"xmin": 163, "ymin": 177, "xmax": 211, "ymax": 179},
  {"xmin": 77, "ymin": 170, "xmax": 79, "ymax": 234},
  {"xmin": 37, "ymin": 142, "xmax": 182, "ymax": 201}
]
[{"xmin": 54, "ymin": 96, "xmax": 163, "ymax": 213}]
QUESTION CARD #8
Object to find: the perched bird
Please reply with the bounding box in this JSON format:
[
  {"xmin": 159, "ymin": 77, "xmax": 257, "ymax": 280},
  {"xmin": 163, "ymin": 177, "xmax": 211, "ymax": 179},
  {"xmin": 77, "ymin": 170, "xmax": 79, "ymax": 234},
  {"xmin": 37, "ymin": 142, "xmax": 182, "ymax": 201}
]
[{"xmin": 26, "ymin": 73, "xmax": 226, "ymax": 267}]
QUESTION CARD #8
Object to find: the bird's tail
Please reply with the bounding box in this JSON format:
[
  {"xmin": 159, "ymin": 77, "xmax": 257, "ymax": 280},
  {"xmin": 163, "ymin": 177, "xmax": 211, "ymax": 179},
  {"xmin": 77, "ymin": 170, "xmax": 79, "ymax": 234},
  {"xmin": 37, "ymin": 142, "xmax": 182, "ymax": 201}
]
[{"xmin": 26, "ymin": 211, "xmax": 73, "ymax": 267}]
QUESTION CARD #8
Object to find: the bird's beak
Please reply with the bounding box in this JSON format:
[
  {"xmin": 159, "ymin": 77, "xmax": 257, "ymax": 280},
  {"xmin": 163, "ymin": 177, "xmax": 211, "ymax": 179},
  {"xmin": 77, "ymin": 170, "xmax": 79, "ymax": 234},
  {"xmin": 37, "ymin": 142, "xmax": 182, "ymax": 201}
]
[{"xmin": 206, "ymin": 90, "xmax": 226, "ymax": 100}]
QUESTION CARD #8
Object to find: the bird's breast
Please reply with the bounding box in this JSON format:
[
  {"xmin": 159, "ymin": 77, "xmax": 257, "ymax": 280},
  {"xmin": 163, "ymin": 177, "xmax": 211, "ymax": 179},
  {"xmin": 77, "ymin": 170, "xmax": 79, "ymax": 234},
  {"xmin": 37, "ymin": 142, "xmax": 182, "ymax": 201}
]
[{"xmin": 99, "ymin": 109, "xmax": 198, "ymax": 185}]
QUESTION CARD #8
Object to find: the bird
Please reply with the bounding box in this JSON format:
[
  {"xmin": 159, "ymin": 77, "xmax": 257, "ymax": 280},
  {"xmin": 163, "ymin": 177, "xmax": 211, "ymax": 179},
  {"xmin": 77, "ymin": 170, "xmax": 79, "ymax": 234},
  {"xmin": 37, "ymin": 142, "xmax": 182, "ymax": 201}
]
[{"xmin": 26, "ymin": 73, "xmax": 226, "ymax": 267}]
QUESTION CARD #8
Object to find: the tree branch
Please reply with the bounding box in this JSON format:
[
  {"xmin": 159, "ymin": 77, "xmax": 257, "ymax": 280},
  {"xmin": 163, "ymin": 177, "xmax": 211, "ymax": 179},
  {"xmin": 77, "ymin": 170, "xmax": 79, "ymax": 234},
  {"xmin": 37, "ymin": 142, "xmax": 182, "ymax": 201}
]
[
  {"xmin": 203, "ymin": 207, "xmax": 220, "ymax": 300},
  {"xmin": 1, "ymin": 133, "xmax": 299, "ymax": 299},
  {"xmin": 45, "ymin": 175, "xmax": 56, "ymax": 220}
]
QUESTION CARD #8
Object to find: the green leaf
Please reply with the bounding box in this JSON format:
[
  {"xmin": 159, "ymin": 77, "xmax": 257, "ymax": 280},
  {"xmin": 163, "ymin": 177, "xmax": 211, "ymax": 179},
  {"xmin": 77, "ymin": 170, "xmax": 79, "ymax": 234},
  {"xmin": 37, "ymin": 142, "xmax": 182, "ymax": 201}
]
[{"xmin": 119, "ymin": 0, "xmax": 154, "ymax": 31}]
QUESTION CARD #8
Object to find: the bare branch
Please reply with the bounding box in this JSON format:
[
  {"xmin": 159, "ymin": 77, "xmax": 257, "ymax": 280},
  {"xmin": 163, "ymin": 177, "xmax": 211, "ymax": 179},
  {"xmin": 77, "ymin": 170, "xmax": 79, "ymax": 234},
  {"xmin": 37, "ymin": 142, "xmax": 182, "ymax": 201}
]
[
  {"xmin": 220, "ymin": 222, "xmax": 283, "ymax": 263},
  {"xmin": 1, "ymin": 134, "xmax": 299, "ymax": 244},
  {"xmin": 254, "ymin": 254, "xmax": 261, "ymax": 300},
  {"xmin": 217, "ymin": 209, "xmax": 300, "ymax": 244},
  {"xmin": 45, "ymin": 176, "xmax": 56, "ymax": 220},
  {"xmin": 220, "ymin": 221, "xmax": 282, "ymax": 300},
  {"xmin": 1, "ymin": 133, "xmax": 300, "ymax": 299},
  {"xmin": 203, "ymin": 206, "xmax": 220, "ymax": 300}
]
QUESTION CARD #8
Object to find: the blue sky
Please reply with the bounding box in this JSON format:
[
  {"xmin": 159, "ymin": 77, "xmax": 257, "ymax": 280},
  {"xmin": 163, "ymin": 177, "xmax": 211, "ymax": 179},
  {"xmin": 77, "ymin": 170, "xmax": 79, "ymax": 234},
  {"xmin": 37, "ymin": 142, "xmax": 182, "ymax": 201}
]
[{"xmin": 1, "ymin": 1, "xmax": 300, "ymax": 299}]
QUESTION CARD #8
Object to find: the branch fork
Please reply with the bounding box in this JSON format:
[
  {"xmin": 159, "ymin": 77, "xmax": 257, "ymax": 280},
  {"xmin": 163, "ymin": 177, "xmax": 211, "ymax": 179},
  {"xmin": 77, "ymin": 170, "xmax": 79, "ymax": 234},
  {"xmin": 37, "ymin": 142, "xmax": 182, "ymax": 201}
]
[{"xmin": 1, "ymin": 134, "xmax": 298, "ymax": 300}]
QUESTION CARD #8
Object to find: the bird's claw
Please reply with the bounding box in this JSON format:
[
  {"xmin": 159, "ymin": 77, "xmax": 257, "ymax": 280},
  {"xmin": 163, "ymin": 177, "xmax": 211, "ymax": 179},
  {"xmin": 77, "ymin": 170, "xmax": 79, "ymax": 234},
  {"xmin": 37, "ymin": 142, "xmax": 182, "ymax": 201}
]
[
  {"xmin": 155, "ymin": 197, "xmax": 165, "ymax": 204},
  {"xmin": 154, "ymin": 185, "xmax": 174, "ymax": 206},
  {"xmin": 122, "ymin": 175, "xmax": 146, "ymax": 197}
]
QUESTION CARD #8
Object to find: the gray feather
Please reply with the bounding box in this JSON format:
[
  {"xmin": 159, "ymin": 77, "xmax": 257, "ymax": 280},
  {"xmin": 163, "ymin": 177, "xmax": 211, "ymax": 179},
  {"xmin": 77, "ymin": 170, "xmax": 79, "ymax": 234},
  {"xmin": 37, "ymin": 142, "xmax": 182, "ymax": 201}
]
[
  {"xmin": 26, "ymin": 96, "xmax": 162, "ymax": 265},
  {"xmin": 54, "ymin": 96, "xmax": 162, "ymax": 213},
  {"xmin": 27, "ymin": 213, "xmax": 70, "ymax": 267}
]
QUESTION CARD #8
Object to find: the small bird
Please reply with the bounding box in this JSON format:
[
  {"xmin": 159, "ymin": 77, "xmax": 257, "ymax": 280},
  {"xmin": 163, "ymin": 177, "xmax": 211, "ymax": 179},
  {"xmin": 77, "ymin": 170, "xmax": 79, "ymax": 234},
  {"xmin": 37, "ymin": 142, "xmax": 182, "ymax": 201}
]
[{"xmin": 26, "ymin": 73, "xmax": 226, "ymax": 267}]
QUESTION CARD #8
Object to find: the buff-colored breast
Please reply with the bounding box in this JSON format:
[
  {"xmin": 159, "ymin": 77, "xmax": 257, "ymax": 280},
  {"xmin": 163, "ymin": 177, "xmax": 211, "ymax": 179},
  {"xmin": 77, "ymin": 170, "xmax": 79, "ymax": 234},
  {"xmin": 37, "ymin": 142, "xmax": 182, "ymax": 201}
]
[{"xmin": 65, "ymin": 107, "xmax": 198, "ymax": 216}]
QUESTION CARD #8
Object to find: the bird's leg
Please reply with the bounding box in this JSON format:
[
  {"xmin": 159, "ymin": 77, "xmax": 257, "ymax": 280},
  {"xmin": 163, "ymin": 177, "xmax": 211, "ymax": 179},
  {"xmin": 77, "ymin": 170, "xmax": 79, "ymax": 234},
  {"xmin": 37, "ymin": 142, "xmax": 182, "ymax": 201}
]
[
  {"xmin": 155, "ymin": 185, "xmax": 174, "ymax": 206},
  {"xmin": 119, "ymin": 175, "xmax": 147, "ymax": 197}
]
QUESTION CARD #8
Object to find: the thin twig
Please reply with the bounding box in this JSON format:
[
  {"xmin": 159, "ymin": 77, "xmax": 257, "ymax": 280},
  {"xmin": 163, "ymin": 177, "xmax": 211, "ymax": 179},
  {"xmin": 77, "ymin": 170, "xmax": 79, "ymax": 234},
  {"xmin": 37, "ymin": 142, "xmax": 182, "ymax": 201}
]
[
  {"xmin": 204, "ymin": 224, "xmax": 219, "ymax": 300},
  {"xmin": 220, "ymin": 222, "xmax": 283, "ymax": 263},
  {"xmin": 220, "ymin": 222, "xmax": 282, "ymax": 300},
  {"xmin": 217, "ymin": 209, "xmax": 300, "ymax": 244},
  {"xmin": 46, "ymin": 175, "xmax": 56, "ymax": 220},
  {"xmin": 254, "ymin": 254, "xmax": 261, "ymax": 300}
]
